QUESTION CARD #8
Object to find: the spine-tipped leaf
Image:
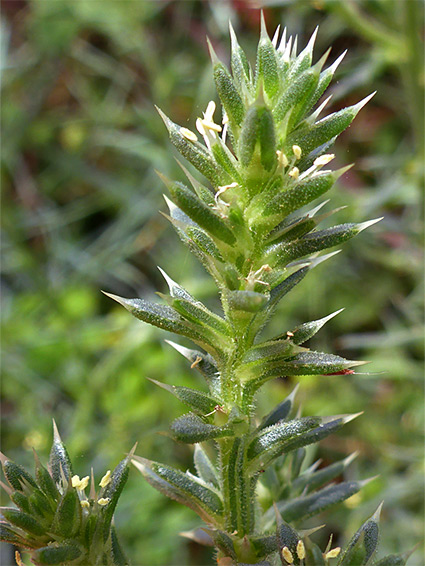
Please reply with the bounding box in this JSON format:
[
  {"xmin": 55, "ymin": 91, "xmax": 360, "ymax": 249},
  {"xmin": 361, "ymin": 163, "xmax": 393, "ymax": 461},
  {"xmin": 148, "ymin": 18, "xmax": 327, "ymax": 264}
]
[
  {"xmin": 171, "ymin": 414, "xmax": 233, "ymax": 443},
  {"xmin": 132, "ymin": 457, "xmax": 223, "ymax": 524},
  {"xmin": 49, "ymin": 423, "xmax": 73, "ymax": 485},
  {"xmin": 338, "ymin": 504, "xmax": 382, "ymax": 565}
]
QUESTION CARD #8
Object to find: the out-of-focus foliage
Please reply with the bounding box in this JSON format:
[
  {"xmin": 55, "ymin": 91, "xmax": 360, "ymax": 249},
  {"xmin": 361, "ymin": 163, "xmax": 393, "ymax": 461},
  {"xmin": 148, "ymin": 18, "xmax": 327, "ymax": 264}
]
[{"xmin": 1, "ymin": 1, "xmax": 423, "ymax": 564}]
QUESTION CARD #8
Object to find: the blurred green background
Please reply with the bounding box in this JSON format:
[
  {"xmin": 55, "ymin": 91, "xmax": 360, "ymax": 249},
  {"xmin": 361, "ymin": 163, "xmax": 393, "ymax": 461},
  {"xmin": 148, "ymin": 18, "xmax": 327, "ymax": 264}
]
[{"xmin": 1, "ymin": 0, "xmax": 423, "ymax": 564}]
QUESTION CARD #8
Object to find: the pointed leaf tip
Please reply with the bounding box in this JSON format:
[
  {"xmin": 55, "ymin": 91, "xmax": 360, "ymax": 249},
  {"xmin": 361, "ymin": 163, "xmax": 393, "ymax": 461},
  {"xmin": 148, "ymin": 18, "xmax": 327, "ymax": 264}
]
[
  {"xmin": 52, "ymin": 419, "xmax": 61, "ymax": 442},
  {"xmin": 342, "ymin": 411, "xmax": 364, "ymax": 424},
  {"xmin": 360, "ymin": 475, "xmax": 380, "ymax": 488},
  {"xmin": 306, "ymin": 26, "xmax": 319, "ymax": 51},
  {"xmin": 357, "ymin": 217, "xmax": 384, "ymax": 232},
  {"xmin": 207, "ymin": 36, "xmax": 220, "ymax": 66},
  {"xmin": 354, "ymin": 91, "xmax": 376, "ymax": 113},
  {"xmin": 101, "ymin": 291, "xmax": 130, "ymax": 309},
  {"xmin": 371, "ymin": 501, "xmax": 384, "ymax": 522},
  {"xmin": 343, "ymin": 451, "xmax": 359, "ymax": 467},
  {"xmin": 328, "ymin": 50, "xmax": 347, "ymax": 74}
]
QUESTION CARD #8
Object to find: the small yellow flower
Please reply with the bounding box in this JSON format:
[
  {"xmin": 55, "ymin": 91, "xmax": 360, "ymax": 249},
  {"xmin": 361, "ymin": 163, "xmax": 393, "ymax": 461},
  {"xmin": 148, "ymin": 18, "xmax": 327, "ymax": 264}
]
[
  {"xmin": 314, "ymin": 153, "xmax": 335, "ymax": 167},
  {"xmin": 98, "ymin": 497, "xmax": 110, "ymax": 506},
  {"xmin": 296, "ymin": 540, "xmax": 306, "ymax": 560},
  {"xmin": 99, "ymin": 470, "xmax": 111, "ymax": 488},
  {"xmin": 276, "ymin": 150, "xmax": 289, "ymax": 167},
  {"xmin": 325, "ymin": 547, "xmax": 341, "ymax": 559},
  {"xmin": 292, "ymin": 145, "xmax": 302, "ymax": 160},
  {"xmin": 71, "ymin": 475, "xmax": 89, "ymax": 491},
  {"xmin": 289, "ymin": 167, "xmax": 299, "ymax": 179},
  {"xmin": 282, "ymin": 546, "xmax": 294, "ymax": 563},
  {"xmin": 196, "ymin": 100, "xmax": 222, "ymax": 146},
  {"xmin": 180, "ymin": 127, "xmax": 198, "ymax": 142}
]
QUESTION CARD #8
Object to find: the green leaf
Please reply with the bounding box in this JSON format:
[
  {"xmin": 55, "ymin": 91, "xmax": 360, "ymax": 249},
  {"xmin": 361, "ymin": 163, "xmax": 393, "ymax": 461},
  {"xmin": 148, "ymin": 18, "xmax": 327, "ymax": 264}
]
[
  {"xmin": 166, "ymin": 180, "xmax": 236, "ymax": 245},
  {"xmin": 254, "ymin": 170, "xmax": 338, "ymax": 230},
  {"xmin": 211, "ymin": 137, "xmax": 243, "ymax": 183},
  {"xmin": 149, "ymin": 379, "xmax": 218, "ymax": 415},
  {"xmin": 273, "ymin": 68, "xmax": 318, "ymax": 125},
  {"xmin": 165, "ymin": 341, "xmax": 220, "ymax": 392},
  {"xmin": 28, "ymin": 488, "xmax": 54, "ymax": 518},
  {"xmin": 101, "ymin": 448, "xmax": 133, "ymax": 541},
  {"xmin": 10, "ymin": 491, "xmax": 31, "ymax": 514},
  {"xmin": 286, "ymin": 94, "xmax": 375, "ymax": 156},
  {"xmin": 304, "ymin": 538, "xmax": 326, "ymax": 566},
  {"xmin": 35, "ymin": 455, "xmax": 60, "ymax": 502},
  {"xmin": 251, "ymin": 519, "xmax": 300, "ymax": 558},
  {"xmin": 264, "ymin": 351, "xmax": 365, "ymax": 376},
  {"xmin": 238, "ymin": 105, "xmax": 261, "ymax": 168},
  {"xmin": 374, "ymin": 555, "xmax": 409, "ymax": 566},
  {"xmin": 156, "ymin": 107, "xmax": 224, "ymax": 184},
  {"xmin": 132, "ymin": 457, "xmax": 223, "ymax": 524},
  {"xmin": 208, "ymin": 529, "xmax": 237, "ymax": 559},
  {"xmin": 265, "ymin": 221, "xmax": 376, "ymax": 266},
  {"xmin": 277, "ymin": 479, "xmax": 370, "ymax": 523},
  {"xmin": 229, "ymin": 22, "xmax": 252, "ymax": 97},
  {"xmin": 50, "ymin": 485, "xmax": 80, "ymax": 537},
  {"xmin": 241, "ymin": 339, "xmax": 303, "ymax": 365},
  {"xmin": 258, "ymin": 384, "xmax": 299, "ymax": 430},
  {"xmin": 171, "ymin": 414, "xmax": 233, "ymax": 443},
  {"xmin": 338, "ymin": 503, "xmax": 382, "ymax": 566},
  {"xmin": 209, "ymin": 40, "xmax": 245, "ymax": 128},
  {"xmin": 171, "ymin": 297, "xmax": 230, "ymax": 337},
  {"xmin": 303, "ymin": 50, "xmax": 346, "ymax": 119},
  {"xmin": 248, "ymin": 414, "xmax": 361, "ymax": 471},
  {"xmin": 33, "ymin": 544, "xmax": 82, "ymax": 565},
  {"xmin": 258, "ymin": 106, "xmax": 277, "ymax": 171},
  {"xmin": 256, "ymin": 15, "xmax": 280, "ymax": 99},
  {"xmin": 290, "ymin": 308, "xmax": 344, "ymax": 345},
  {"xmin": 103, "ymin": 293, "xmax": 225, "ymax": 359},
  {"xmin": 247, "ymin": 416, "xmax": 323, "ymax": 468},
  {"xmin": 194, "ymin": 445, "xmax": 219, "ymax": 487},
  {"xmin": 186, "ymin": 226, "xmax": 225, "ymax": 262},
  {"xmin": 0, "ymin": 453, "xmax": 38, "ymax": 492},
  {"xmin": 268, "ymin": 267, "xmax": 308, "ymax": 309},
  {"xmin": 49, "ymin": 421, "xmax": 73, "ymax": 485},
  {"xmin": 110, "ymin": 525, "xmax": 130, "ymax": 566},
  {"xmin": 0, "ymin": 523, "xmax": 33, "ymax": 548},
  {"xmin": 293, "ymin": 452, "xmax": 358, "ymax": 493},
  {"xmin": 2, "ymin": 507, "xmax": 46, "ymax": 536}
]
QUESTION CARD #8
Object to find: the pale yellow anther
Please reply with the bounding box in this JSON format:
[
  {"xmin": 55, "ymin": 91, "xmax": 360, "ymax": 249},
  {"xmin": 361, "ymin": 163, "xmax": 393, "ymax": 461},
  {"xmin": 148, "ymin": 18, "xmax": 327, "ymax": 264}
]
[
  {"xmin": 196, "ymin": 118, "xmax": 206, "ymax": 136},
  {"xmin": 80, "ymin": 500, "xmax": 90, "ymax": 509},
  {"xmin": 276, "ymin": 150, "xmax": 289, "ymax": 167},
  {"xmin": 99, "ymin": 470, "xmax": 111, "ymax": 488},
  {"xmin": 289, "ymin": 167, "xmax": 299, "ymax": 179},
  {"xmin": 292, "ymin": 145, "xmax": 302, "ymax": 160},
  {"xmin": 314, "ymin": 154, "xmax": 335, "ymax": 167},
  {"xmin": 325, "ymin": 547, "xmax": 341, "ymax": 559},
  {"xmin": 215, "ymin": 182, "xmax": 238, "ymax": 203},
  {"xmin": 201, "ymin": 119, "xmax": 222, "ymax": 133},
  {"xmin": 204, "ymin": 100, "xmax": 216, "ymax": 121},
  {"xmin": 296, "ymin": 540, "xmax": 306, "ymax": 560},
  {"xmin": 180, "ymin": 127, "xmax": 198, "ymax": 142},
  {"xmin": 71, "ymin": 475, "xmax": 89, "ymax": 491},
  {"xmin": 98, "ymin": 497, "xmax": 110, "ymax": 506},
  {"xmin": 222, "ymin": 113, "xmax": 229, "ymax": 125},
  {"xmin": 282, "ymin": 546, "xmax": 294, "ymax": 563}
]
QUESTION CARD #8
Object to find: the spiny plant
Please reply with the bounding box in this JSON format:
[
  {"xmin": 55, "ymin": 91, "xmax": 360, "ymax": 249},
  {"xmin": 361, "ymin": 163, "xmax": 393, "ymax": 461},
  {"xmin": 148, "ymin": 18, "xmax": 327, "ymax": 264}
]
[
  {"xmin": 1, "ymin": 16, "xmax": 417, "ymax": 566},
  {"xmin": 100, "ymin": 16, "xmax": 411, "ymax": 566},
  {"xmin": 0, "ymin": 422, "xmax": 133, "ymax": 565}
]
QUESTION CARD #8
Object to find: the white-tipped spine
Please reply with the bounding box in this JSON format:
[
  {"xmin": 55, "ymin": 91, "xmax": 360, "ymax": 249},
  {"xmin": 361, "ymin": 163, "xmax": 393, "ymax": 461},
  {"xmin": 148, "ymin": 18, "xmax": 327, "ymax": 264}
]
[{"xmin": 357, "ymin": 216, "xmax": 384, "ymax": 232}]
